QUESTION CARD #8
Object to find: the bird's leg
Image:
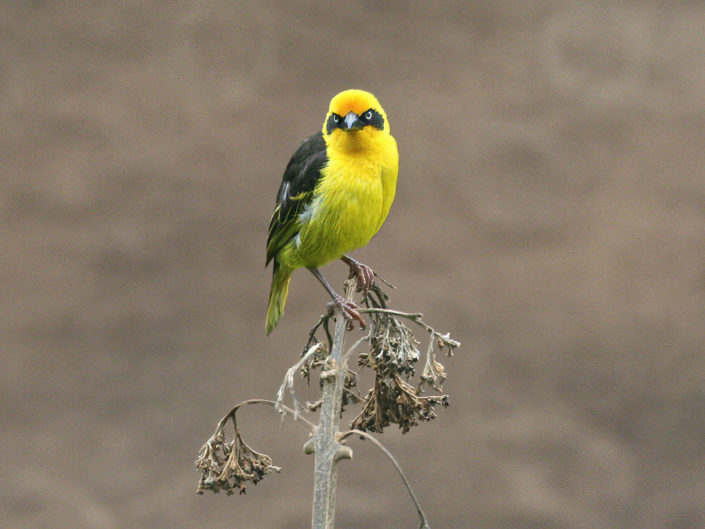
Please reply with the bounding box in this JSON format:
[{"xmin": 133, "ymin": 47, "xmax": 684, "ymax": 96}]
[
  {"xmin": 340, "ymin": 254, "xmax": 374, "ymax": 297},
  {"xmin": 308, "ymin": 267, "xmax": 366, "ymax": 330}
]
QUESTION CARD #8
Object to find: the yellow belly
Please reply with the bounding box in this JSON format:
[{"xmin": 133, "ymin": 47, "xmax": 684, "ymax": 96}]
[{"xmin": 288, "ymin": 156, "xmax": 384, "ymax": 269}]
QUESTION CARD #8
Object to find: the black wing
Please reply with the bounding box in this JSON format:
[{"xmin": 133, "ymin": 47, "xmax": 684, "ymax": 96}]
[{"xmin": 266, "ymin": 131, "xmax": 327, "ymax": 266}]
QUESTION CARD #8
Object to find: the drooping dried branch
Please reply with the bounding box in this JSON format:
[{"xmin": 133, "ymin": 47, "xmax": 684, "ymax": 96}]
[{"xmin": 195, "ymin": 399, "xmax": 313, "ymax": 495}]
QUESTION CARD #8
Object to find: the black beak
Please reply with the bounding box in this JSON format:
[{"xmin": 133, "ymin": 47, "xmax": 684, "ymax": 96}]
[{"xmin": 341, "ymin": 111, "xmax": 363, "ymax": 131}]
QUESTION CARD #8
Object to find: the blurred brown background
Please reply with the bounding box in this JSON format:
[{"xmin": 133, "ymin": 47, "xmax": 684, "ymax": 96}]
[{"xmin": 2, "ymin": 2, "xmax": 704, "ymax": 528}]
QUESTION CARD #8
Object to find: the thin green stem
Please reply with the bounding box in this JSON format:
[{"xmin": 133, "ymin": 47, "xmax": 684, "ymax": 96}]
[{"xmin": 339, "ymin": 429, "xmax": 431, "ymax": 529}]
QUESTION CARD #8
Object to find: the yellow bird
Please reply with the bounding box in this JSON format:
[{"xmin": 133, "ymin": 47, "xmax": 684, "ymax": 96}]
[{"xmin": 266, "ymin": 89, "xmax": 399, "ymax": 334}]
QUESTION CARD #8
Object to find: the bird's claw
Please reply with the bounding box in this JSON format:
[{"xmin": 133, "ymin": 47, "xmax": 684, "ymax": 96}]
[
  {"xmin": 328, "ymin": 297, "xmax": 366, "ymax": 331},
  {"xmin": 346, "ymin": 260, "xmax": 375, "ymax": 298}
]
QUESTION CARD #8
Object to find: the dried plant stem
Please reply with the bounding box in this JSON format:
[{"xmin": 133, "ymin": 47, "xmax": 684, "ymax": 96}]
[
  {"xmin": 276, "ymin": 342, "xmax": 325, "ymax": 416},
  {"xmin": 230, "ymin": 399, "xmax": 316, "ymax": 430},
  {"xmin": 308, "ymin": 279, "xmax": 357, "ymax": 529},
  {"xmin": 358, "ymin": 307, "xmax": 457, "ymax": 343},
  {"xmin": 339, "ymin": 429, "xmax": 430, "ymax": 529}
]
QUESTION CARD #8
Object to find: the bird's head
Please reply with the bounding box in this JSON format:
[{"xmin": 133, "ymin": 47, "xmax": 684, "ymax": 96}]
[{"xmin": 322, "ymin": 89, "xmax": 390, "ymax": 153}]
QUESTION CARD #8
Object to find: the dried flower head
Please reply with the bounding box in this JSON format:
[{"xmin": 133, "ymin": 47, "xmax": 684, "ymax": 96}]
[
  {"xmin": 196, "ymin": 410, "xmax": 280, "ymax": 495},
  {"xmin": 361, "ymin": 311, "xmax": 420, "ymax": 377},
  {"xmin": 351, "ymin": 373, "xmax": 449, "ymax": 434}
]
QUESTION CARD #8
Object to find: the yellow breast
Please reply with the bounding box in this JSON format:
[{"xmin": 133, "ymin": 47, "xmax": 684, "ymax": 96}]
[{"xmin": 294, "ymin": 154, "xmax": 381, "ymax": 267}]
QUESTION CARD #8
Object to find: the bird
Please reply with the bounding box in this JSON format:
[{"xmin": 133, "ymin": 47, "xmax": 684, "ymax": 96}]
[{"xmin": 265, "ymin": 89, "xmax": 399, "ymax": 334}]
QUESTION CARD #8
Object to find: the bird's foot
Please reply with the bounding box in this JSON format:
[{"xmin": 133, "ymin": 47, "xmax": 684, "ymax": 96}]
[
  {"xmin": 342, "ymin": 256, "xmax": 375, "ymax": 298},
  {"xmin": 327, "ymin": 296, "xmax": 366, "ymax": 331}
]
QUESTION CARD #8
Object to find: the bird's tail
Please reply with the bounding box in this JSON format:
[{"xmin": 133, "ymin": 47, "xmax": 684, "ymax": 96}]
[{"xmin": 266, "ymin": 262, "xmax": 293, "ymax": 335}]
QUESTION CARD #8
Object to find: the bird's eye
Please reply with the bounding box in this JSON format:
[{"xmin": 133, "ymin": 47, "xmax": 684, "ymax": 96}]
[
  {"xmin": 365, "ymin": 111, "xmax": 373, "ymax": 120},
  {"xmin": 332, "ymin": 114, "xmax": 339, "ymax": 122}
]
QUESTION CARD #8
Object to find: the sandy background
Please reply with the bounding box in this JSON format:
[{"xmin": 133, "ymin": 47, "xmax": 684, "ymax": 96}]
[{"xmin": 2, "ymin": 2, "xmax": 704, "ymax": 528}]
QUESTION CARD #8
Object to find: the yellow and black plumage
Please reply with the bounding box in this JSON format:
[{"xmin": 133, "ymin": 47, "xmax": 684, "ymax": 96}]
[{"xmin": 266, "ymin": 89, "xmax": 399, "ymax": 334}]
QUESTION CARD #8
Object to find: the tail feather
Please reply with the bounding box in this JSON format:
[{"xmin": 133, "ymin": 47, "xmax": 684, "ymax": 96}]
[{"xmin": 266, "ymin": 263, "xmax": 292, "ymax": 335}]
